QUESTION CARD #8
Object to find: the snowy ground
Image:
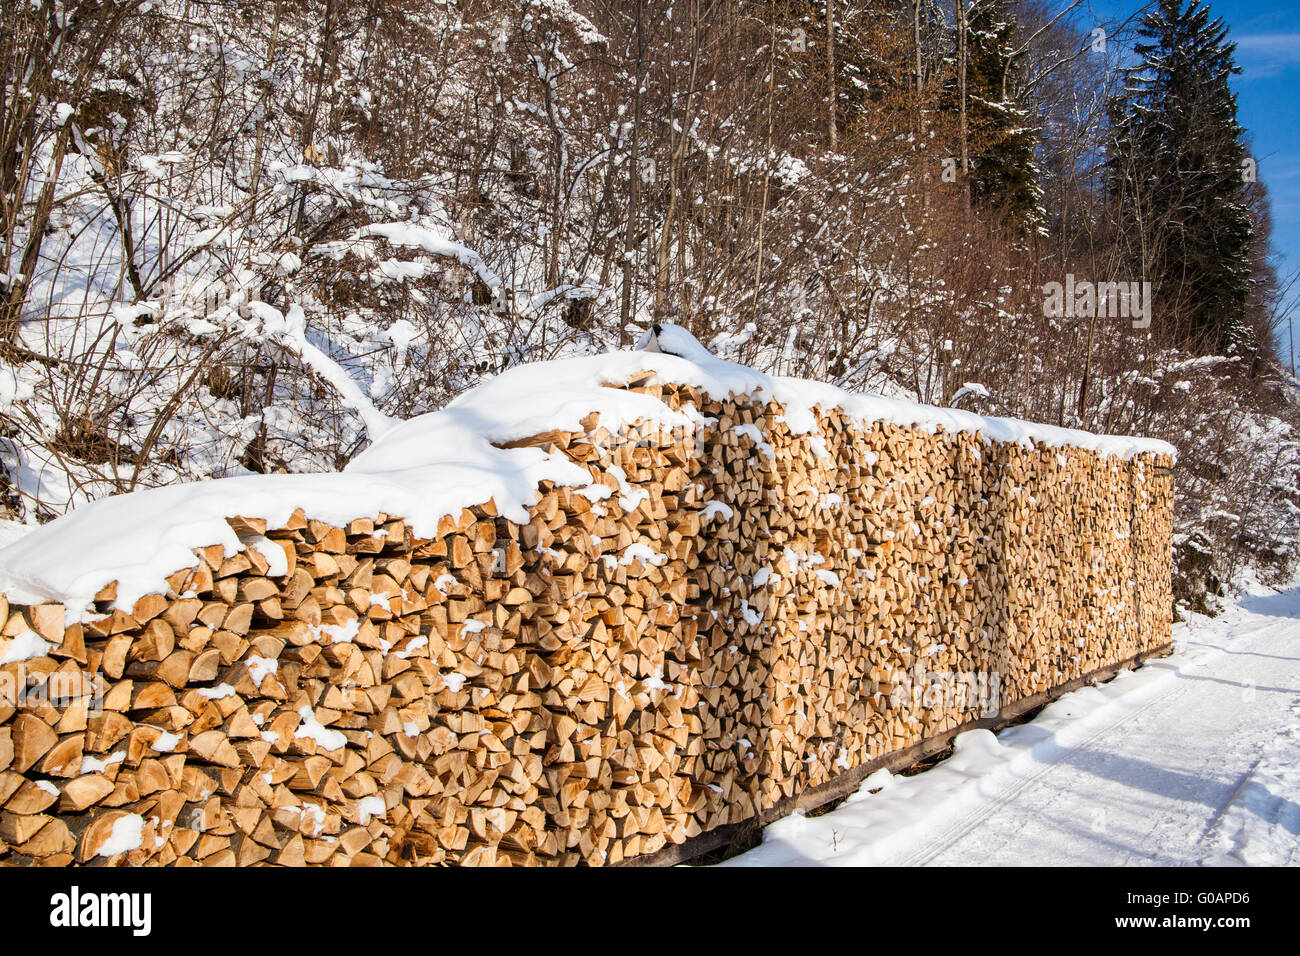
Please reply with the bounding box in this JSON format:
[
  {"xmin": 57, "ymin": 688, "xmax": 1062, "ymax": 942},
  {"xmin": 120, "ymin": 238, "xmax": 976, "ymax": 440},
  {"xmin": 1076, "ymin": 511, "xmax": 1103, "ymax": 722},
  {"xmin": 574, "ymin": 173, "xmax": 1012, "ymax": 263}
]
[
  {"xmin": 726, "ymin": 582, "xmax": 1300, "ymax": 867},
  {"xmin": 0, "ymin": 519, "xmax": 35, "ymax": 549}
]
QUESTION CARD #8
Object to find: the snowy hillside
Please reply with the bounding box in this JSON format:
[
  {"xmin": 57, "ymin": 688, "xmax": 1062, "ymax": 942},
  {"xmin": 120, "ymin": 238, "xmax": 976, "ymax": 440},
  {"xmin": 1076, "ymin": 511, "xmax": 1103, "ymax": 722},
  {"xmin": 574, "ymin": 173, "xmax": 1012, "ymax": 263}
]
[{"xmin": 1, "ymin": 0, "xmax": 1297, "ymax": 612}]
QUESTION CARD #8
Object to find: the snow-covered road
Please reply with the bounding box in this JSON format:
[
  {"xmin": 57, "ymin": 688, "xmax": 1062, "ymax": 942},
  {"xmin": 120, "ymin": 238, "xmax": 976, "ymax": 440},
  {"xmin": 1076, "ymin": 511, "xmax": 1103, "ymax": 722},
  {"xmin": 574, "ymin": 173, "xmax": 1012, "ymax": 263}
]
[{"xmin": 727, "ymin": 584, "xmax": 1300, "ymax": 867}]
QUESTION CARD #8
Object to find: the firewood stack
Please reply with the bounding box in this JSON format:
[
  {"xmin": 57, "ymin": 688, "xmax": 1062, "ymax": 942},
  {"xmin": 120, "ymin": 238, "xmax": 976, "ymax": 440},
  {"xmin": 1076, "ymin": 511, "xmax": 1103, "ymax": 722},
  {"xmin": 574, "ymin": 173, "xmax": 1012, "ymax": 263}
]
[{"xmin": 0, "ymin": 374, "xmax": 1174, "ymax": 866}]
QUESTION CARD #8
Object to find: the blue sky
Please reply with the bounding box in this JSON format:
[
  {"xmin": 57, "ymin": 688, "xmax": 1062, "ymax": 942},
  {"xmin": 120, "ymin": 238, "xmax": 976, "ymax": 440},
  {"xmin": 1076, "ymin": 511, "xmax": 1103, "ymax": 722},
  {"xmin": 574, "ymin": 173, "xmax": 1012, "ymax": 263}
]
[{"xmin": 1081, "ymin": 0, "xmax": 1300, "ymax": 361}]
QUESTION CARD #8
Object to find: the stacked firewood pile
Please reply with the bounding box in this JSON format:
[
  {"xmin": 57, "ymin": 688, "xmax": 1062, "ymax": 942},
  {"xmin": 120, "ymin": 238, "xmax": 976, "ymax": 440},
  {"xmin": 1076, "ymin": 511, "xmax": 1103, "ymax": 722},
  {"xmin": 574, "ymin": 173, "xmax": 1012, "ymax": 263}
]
[{"xmin": 0, "ymin": 376, "xmax": 1173, "ymax": 866}]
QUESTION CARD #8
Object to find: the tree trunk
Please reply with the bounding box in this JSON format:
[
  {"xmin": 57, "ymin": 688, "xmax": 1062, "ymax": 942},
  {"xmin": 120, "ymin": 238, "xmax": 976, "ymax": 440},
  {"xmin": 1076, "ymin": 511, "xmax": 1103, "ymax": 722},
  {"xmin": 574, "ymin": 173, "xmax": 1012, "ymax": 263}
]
[
  {"xmin": 619, "ymin": 0, "xmax": 645, "ymax": 344},
  {"xmin": 825, "ymin": 0, "xmax": 837, "ymax": 149},
  {"xmin": 957, "ymin": 0, "xmax": 970, "ymax": 208}
]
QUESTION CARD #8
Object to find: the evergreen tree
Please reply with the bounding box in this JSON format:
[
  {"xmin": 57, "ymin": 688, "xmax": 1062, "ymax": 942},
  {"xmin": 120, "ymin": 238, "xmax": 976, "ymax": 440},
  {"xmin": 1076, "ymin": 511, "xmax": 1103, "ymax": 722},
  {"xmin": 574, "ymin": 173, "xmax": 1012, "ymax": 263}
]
[
  {"xmin": 936, "ymin": 0, "xmax": 1044, "ymax": 232},
  {"xmin": 779, "ymin": 0, "xmax": 914, "ymax": 149},
  {"xmin": 963, "ymin": 0, "xmax": 1044, "ymax": 232},
  {"xmin": 1107, "ymin": 0, "xmax": 1255, "ymax": 355}
]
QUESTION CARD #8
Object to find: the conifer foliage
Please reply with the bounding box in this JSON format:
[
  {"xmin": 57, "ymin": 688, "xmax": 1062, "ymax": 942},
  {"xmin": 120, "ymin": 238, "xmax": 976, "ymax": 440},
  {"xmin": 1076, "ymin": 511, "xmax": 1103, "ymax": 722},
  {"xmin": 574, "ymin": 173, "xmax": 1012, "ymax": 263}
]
[
  {"xmin": 1107, "ymin": 0, "xmax": 1255, "ymax": 355},
  {"xmin": 963, "ymin": 0, "xmax": 1044, "ymax": 231}
]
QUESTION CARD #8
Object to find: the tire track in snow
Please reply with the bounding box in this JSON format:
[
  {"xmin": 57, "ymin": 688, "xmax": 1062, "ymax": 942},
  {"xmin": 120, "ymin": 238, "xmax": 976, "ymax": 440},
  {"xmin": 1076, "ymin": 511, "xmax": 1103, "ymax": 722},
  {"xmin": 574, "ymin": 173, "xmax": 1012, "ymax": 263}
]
[
  {"xmin": 725, "ymin": 585, "xmax": 1300, "ymax": 867},
  {"xmin": 902, "ymin": 606, "xmax": 1300, "ymax": 867},
  {"xmin": 896, "ymin": 681, "xmax": 1192, "ymax": 867}
]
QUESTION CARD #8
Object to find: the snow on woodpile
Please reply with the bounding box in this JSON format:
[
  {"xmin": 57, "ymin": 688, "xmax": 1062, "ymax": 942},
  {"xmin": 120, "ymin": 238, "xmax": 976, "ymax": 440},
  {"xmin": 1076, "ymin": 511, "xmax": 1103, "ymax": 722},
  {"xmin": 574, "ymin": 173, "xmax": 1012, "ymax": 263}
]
[
  {"xmin": 0, "ymin": 323, "xmax": 1176, "ymax": 867},
  {"xmin": 0, "ymin": 325, "xmax": 1174, "ymax": 619}
]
